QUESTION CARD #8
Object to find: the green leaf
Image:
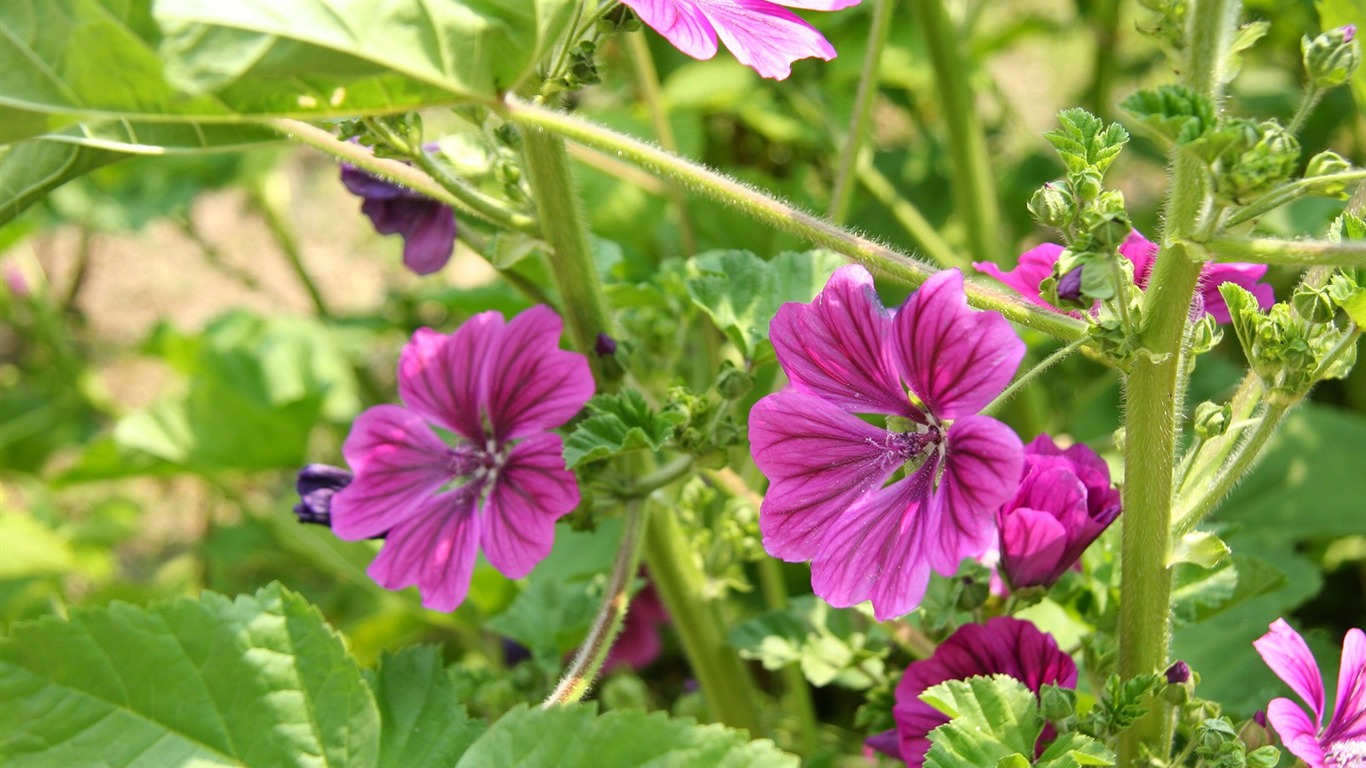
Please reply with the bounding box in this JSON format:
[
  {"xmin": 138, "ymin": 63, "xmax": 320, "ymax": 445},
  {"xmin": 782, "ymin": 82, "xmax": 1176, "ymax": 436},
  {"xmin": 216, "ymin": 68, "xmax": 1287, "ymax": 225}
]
[
  {"xmin": 1044, "ymin": 108, "xmax": 1130, "ymax": 175},
  {"xmin": 485, "ymin": 577, "xmax": 598, "ymax": 671},
  {"xmin": 1119, "ymin": 86, "xmax": 1215, "ymax": 146},
  {"xmin": 0, "ymin": 583, "xmax": 379, "ymax": 767},
  {"xmin": 368, "ymin": 646, "xmax": 486, "ymax": 768},
  {"xmin": 921, "ymin": 675, "xmax": 1043, "ymax": 768},
  {"xmin": 1168, "ymin": 530, "xmax": 1231, "ymax": 568},
  {"xmin": 562, "ymin": 390, "xmax": 677, "ymax": 469},
  {"xmin": 0, "ymin": 510, "xmax": 77, "ymax": 579},
  {"xmin": 1172, "ymin": 555, "xmax": 1287, "ymax": 627},
  {"xmin": 454, "ymin": 704, "xmax": 799, "ymax": 767},
  {"xmin": 728, "ymin": 596, "xmax": 889, "ymax": 689},
  {"xmin": 1035, "ymin": 732, "xmax": 1115, "ymax": 768},
  {"xmin": 684, "ymin": 249, "xmax": 847, "ymax": 358}
]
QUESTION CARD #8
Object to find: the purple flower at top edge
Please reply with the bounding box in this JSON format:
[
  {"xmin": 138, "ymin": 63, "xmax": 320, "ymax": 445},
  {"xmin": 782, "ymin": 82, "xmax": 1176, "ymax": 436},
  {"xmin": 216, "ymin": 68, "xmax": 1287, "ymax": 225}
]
[
  {"xmin": 329, "ymin": 306, "xmax": 594, "ymax": 612},
  {"xmin": 619, "ymin": 0, "xmax": 859, "ymax": 80},
  {"xmin": 604, "ymin": 580, "xmax": 670, "ymax": 672},
  {"xmin": 974, "ymin": 231, "xmax": 1275, "ymax": 324},
  {"xmin": 996, "ymin": 435, "xmax": 1121, "ymax": 591},
  {"xmin": 1254, "ymin": 619, "xmax": 1366, "ymax": 768},
  {"xmin": 749, "ymin": 267, "xmax": 1026, "ymax": 621},
  {"xmin": 341, "ymin": 156, "xmax": 456, "ymax": 276},
  {"xmin": 869, "ymin": 617, "xmax": 1078, "ymax": 767}
]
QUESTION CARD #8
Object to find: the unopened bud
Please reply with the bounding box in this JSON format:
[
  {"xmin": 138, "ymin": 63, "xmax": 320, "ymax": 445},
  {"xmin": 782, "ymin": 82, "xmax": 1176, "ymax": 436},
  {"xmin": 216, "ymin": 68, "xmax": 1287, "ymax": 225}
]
[
  {"xmin": 1247, "ymin": 746, "xmax": 1280, "ymax": 768},
  {"xmin": 1029, "ymin": 182, "xmax": 1075, "ymax": 229},
  {"xmin": 1304, "ymin": 151, "xmax": 1354, "ymax": 198},
  {"xmin": 1303, "ymin": 25, "xmax": 1360, "ymax": 89},
  {"xmin": 715, "ymin": 361, "xmax": 754, "ymax": 400},
  {"xmin": 1189, "ymin": 313, "xmax": 1223, "ymax": 355},
  {"xmin": 1071, "ymin": 169, "xmax": 1104, "ymax": 202},
  {"xmin": 1292, "ymin": 284, "xmax": 1337, "ymax": 323},
  {"xmin": 595, "ymin": 332, "xmax": 618, "ymax": 357},
  {"xmin": 1193, "ymin": 401, "xmax": 1232, "ymax": 439},
  {"xmin": 1217, "ymin": 121, "xmax": 1301, "ymax": 205},
  {"xmin": 1239, "ymin": 713, "xmax": 1273, "ymax": 751}
]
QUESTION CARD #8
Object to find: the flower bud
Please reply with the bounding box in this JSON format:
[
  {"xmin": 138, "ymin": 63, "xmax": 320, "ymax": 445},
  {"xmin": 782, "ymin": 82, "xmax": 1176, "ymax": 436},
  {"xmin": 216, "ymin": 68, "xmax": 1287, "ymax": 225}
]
[
  {"xmin": 293, "ymin": 464, "xmax": 355, "ymax": 528},
  {"xmin": 1304, "ymin": 150, "xmax": 1354, "ymax": 198},
  {"xmin": 1162, "ymin": 660, "xmax": 1194, "ymax": 704},
  {"xmin": 1081, "ymin": 209, "xmax": 1133, "ymax": 251},
  {"xmin": 715, "ymin": 360, "xmax": 755, "ymax": 400},
  {"xmin": 1192, "ymin": 401, "xmax": 1232, "ymax": 439},
  {"xmin": 1188, "ymin": 313, "xmax": 1223, "ymax": 355},
  {"xmin": 1071, "ymin": 169, "xmax": 1104, "ymax": 202},
  {"xmin": 1239, "ymin": 713, "xmax": 1273, "ymax": 752},
  {"xmin": 1029, "ymin": 183, "xmax": 1075, "ymax": 229},
  {"xmin": 1291, "ymin": 284, "xmax": 1337, "ymax": 324},
  {"xmin": 1040, "ymin": 684, "xmax": 1077, "ymax": 722},
  {"xmin": 1216, "ymin": 121, "xmax": 1301, "ymax": 205},
  {"xmin": 1247, "ymin": 746, "xmax": 1281, "ymax": 768},
  {"xmin": 1303, "ymin": 25, "xmax": 1360, "ymax": 89}
]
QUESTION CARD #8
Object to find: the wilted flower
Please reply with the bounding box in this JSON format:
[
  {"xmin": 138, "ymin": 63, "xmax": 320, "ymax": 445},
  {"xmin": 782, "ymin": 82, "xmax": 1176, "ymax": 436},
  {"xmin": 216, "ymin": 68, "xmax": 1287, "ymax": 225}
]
[
  {"xmin": 996, "ymin": 435, "xmax": 1121, "ymax": 590},
  {"xmin": 619, "ymin": 0, "xmax": 859, "ymax": 80},
  {"xmin": 341, "ymin": 157, "xmax": 456, "ymax": 275},
  {"xmin": 750, "ymin": 267, "xmax": 1025, "ymax": 620},
  {"xmin": 1254, "ymin": 619, "xmax": 1366, "ymax": 768},
  {"xmin": 330, "ymin": 306, "xmax": 594, "ymax": 611}
]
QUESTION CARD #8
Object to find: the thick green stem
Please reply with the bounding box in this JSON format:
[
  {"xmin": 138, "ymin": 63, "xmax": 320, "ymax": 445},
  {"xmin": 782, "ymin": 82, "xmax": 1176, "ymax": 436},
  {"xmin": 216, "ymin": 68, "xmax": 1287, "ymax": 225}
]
[
  {"xmin": 1206, "ymin": 236, "xmax": 1366, "ymax": 268},
  {"xmin": 502, "ymin": 97, "xmax": 1088, "ymax": 343},
  {"xmin": 1117, "ymin": 1, "xmax": 1238, "ymax": 763},
  {"xmin": 627, "ymin": 31, "xmax": 698, "ymax": 255},
  {"xmin": 828, "ymin": 0, "xmax": 895, "ymax": 223},
  {"xmin": 518, "ymin": 125, "xmax": 620, "ymax": 384},
  {"xmin": 544, "ymin": 500, "xmax": 649, "ymax": 705},
  {"xmin": 908, "ymin": 0, "xmax": 1002, "ymax": 265},
  {"xmin": 644, "ymin": 503, "xmax": 764, "ymax": 733}
]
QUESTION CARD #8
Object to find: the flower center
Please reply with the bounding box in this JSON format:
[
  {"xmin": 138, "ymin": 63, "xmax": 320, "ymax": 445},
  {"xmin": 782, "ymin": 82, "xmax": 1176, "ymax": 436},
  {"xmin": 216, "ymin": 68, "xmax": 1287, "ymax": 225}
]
[
  {"xmin": 1329, "ymin": 738, "xmax": 1366, "ymax": 768},
  {"xmin": 446, "ymin": 441, "xmax": 507, "ymax": 488}
]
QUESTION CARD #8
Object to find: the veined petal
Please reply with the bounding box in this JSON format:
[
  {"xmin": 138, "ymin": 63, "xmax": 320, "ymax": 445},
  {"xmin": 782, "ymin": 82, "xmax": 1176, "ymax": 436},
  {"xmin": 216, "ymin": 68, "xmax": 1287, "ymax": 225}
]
[
  {"xmin": 368, "ymin": 489, "xmax": 481, "ymax": 613},
  {"xmin": 618, "ymin": 0, "xmax": 719, "ymax": 61},
  {"xmin": 894, "ymin": 269, "xmax": 1025, "ymax": 420},
  {"xmin": 480, "ymin": 433, "xmax": 579, "ymax": 579},
  {"xmin": 925, "ymin": 415, "xmax": 1024, "ymax": 572},
  {"xmin": 1326, "ymin": 629, "xmax": 1366, "ymax": 746},
  {"xmin": 770, "ymin": 264, "xmax": 908, "ymax": 416},
  {"xmin": 750, "ymin": 391, "xmax": 904, "ymax": 561},
  {"xmin": 767, "ymin": 0, "xmax": 859, "ymax": 10},
  {"xmin": 395, "ymin": 200, "xmax": 456, "ymax": 276},
  {"xmin": 1255, "ymin": 619, "xmax": 1327, "ymax": 723},
  {"xmin": 974, "ymin": 243, "xmax": 1064, "ymax": 309},
  {"xmin": 999, "ymin": 508, "xmax": 1069, "ymax": 589},
  {"xmin": 398, "ymin": 317, "xmax": 501, "ymax": 441},
  {"xmin": 699, "ymin": 0, "xmax": 836, "ymax": 80},
  {"xmin": 484, "ymin": 305, "xmax": 595, "ymax": 442},
  {"xmin": 1267, "ymin": 698, "xmax": 1330, "ymax": 768},
  {"xmin": 332, "ymin": 405, "xmax": 453, "ymax": 540}
]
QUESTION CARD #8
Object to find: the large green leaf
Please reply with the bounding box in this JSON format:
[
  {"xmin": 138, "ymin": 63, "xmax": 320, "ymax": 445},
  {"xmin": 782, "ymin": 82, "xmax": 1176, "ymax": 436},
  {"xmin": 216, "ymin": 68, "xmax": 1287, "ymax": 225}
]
[
  {"xmin": 367, "ymin": 646, "xmax": 485, "ymax": 768},
  {"xmin": 454, "ymin": 704, "xmax": 799, "ymax": 767},
  {"xmin": 0, "ymin": 583, "xmax": 379, "ymax": 767},
  {"xmin": 921, "ymin": 675, "xmax": 1042, "ymax": 768}
]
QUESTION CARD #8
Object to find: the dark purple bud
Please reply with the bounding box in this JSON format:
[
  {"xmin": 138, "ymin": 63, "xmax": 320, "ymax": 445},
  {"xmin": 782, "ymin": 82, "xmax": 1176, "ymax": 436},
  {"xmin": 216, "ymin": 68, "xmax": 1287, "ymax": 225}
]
[
  {"xmin": 293, "ymin": 463, "xmax": 353, "ymax": 527},
  {"xmin": 595, "ymin": 332, "xmax": 618, "ymax": 357},
  {"xmin": 1253, "ymin": 710, "xmax": 1267, "ymax": 728},
  {"xmin": 1345, "ymin": 24, "xmax": 1357, "ymax": 43},
  {"xmin": 1165, "ymin": 660, "xmax": 1191, "ymax": 684},
  {"xmin": 864, "ymin": 729, "xmax": 903, "ymax": 760},
  {"xmin": 1057, "ymin": 266, "xmax": 1085, "ymax": 303},
  {"xmin": 502, "ymin": 638, "xmax": 532, "ymax": 666}
]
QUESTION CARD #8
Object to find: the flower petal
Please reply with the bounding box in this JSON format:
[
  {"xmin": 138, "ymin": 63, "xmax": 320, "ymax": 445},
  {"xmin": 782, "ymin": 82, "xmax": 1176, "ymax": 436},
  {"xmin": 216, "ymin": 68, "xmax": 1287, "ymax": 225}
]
[
  {"xmin": 894, "ymin": 269, "xmax": 1025, "ymax": 419},
  {"xmin": 750, "ymin": 391, "xmax": 904, "ymax": 561},
  {"xmin": 999, "ymin": 507, "xmax": 1070, "ymax": 589},
  {"xmin": 699, "ymin": 0, "xmax": 836, "ymax": 80},
  {"xmin": 770, "ymin": 264, "xmax": 908, "ymax": 416},
  {"xmin": 480, "ymin": 433, "xmax": 579, "ymax": 579},
  {"xmin": 1326, "ymin": 628, "xmax": 1366, "ymax": 746},
  {"xmin": 368, "ymin": 489, "xmax": 481, "ymax": 612},
  {"xmin": 1267, "ymin": 697, "xmax": 1330, "ymax": 768},
  {"xmin": 1200, "ymin": 262, "xmax": 1274, "ymax": 324},
  {"xmin": 1255, "ymin": 619, "xmax": 1327, "ymax": 723},
  {"xmin": 1120, "ymin": 230, "xmax": 1159, "ymax": 284},
  {"xmin": 925, "ymin": 415, "xmax": 1024, "ymax": 572},
  {"xmin": 398, "ymin": 318, "xmax": 501, "ymax": 441},
  {"xmin": 619, "ymin": 0, "xmax": 719, "ymax": 61},
  {"xmin": 974, "ymin": 243, "xmax": 1064, "ymax": 309},
  {"xmin": 395, "ymin": 200, "xmax": 456, "ymax": 275},
  {"xmin": 484, "ymin": 305, "xmax": 595, "ymax": 442},
  {"xmin": 332, "ymin": 405, "xmax": 453, "ymax": 540}
]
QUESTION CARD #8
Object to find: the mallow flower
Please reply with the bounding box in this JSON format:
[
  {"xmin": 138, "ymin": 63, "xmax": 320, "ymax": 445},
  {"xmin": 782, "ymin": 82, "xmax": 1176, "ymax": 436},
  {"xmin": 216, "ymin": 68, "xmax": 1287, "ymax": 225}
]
[
  {"xmin": 997, "ymin": 435, "xmax": 1121, "ymax": 590},
  {"xmin": 620, "ymin": 0, "xmax": 859, "ymax": 80},
  {"xmin": 866, "ymin": 617, "xmax": 1078, "ymax": 766},
  {"xmin": 341, "ymin": 158, "xmax": 457, "ymax": 275},
  {"xmin": 975, "ymin": 231, "xmax": 1275, "ymax": 324},
  {"xmin": 749, "ymin": 267, "xmax": 1025, "ymax": 621},
  {"xmin": 329, "ymin": 306, "xmax": 594, "ymax": 611},
  {"xmin": 1254, "ymin": 618, "xmax": 1365, "ymax": 768}
]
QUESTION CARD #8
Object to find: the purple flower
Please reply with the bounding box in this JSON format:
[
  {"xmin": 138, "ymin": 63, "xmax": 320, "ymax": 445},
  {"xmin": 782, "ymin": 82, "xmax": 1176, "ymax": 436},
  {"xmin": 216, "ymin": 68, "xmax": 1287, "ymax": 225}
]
[
  {"xmin": 341, "ymin": 160, "xmax": 456, "ymax": 276},
  {"xmin": 996, "ymin": 435, "xmax": 1121, "ymax": 590},
  {"xmin": 331, "ymin": 306, "xmax": 595, "ymax": 611},
  {"xmin": 293, "ymin": 463, "xmax": 354, "ymax": 527},
  {"xmin": 749, "ymin": 267, "xmax": 1025, "ymax": 621},
  {"xmin": 619, "ymin": 0, "xmax": 858, "ymax": 80},
  {"xmin": 975, "ymin": 231, "xmax": 1275, "ymax": 324},
  {"xmin": 887, "ymin": 617, "xmax": 1079, "ymax": 767},
  {"xmin": 1254, "ymin": 619, "xmax": 1366, "ymax": 768}
]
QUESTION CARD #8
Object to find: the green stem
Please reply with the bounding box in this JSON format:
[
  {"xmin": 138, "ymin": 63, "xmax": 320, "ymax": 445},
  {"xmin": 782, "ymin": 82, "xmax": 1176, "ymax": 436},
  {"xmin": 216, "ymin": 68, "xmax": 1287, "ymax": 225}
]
[
  {"xmin": 502, "ymin": 97, "xmax": 1088, "ymax": 342},
  {"xmin": 544, "ymin": 500, "xmax": 650, "ymax": 705},
  {"xmin": 644, "ymin": 503, "xmax": 764, "ymax": 732},
  {"xmin": 1171, "ymin": 401, "xmax": 1289, "ymax": 537},
  {"xmin": 828, "ymin": 0, "xmax": 895, "ymax": 223},
  {"xmin": 1205, "ymin": 235, "xmax": 1366, "ymax": 268},
  {"xmin": 1224, "ymin": 170, "xmax": 1366, "ymax": 227},
  {"xmin": 1287, "ymin": 85, "xmax": 1324, "ymax": 135},
  {"xmin": 856, "ymin": 160, "xmax": 966, "ymax": 269},
  {"xmin": 616, "ymin": 456, "xmax": 694, "ymax": 497},
  {"xmin": 627, "ymin": 31, "xmax": 698, "ymax": 255},
  {"xmin": 1117, "ymin": 1, "xmax": 1238, "ymax": 763},
  {"xmin": 250, "ymin": 173, "xmax": 332, "ymax": 318},
  {"xmin": 982, "ymin": 336, "xmax": 1089, "ymax": 416},
  {"xmin": 517, "ymin": 125, "xmax": 620, "ymax": 384},
  {"xmin": 908, "ymin": 0, "xmax": 1002, "ymax": 266}
]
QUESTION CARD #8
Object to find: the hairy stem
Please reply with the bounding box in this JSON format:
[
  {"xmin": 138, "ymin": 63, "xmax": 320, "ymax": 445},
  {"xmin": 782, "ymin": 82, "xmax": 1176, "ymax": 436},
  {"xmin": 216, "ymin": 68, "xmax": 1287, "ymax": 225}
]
[{"xmin": 1206, "ymin": 235, "xmax": 1366, "ymax": 268}]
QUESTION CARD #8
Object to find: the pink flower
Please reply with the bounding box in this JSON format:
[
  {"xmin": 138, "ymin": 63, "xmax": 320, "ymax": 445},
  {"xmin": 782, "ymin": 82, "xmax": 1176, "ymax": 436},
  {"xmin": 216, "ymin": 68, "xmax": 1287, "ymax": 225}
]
[
  {"xmin": 620, "ymin": 0, "xmax": 859, "ymax": 80},
  {"xmin": 877, "ymin": 617, "xmax": 1078, "ymax": 767},
  {"xmin": 331, "ymin": 307, "xmax": 594, "ymax": 611},
  {"xmin": 975, "ymin": 231, "xmax": 1275, "ymax": 324},
  {"xmin": 996, "ymin": 435, "xmax": 1121, "ymax": 590},
  {"xmin": 1254, "ymin": 619, "xmax": 1366, "ymax": 768},
  {"xmin": 749, "ymin": 267, "xmax": 1025, "ymax": 620}
]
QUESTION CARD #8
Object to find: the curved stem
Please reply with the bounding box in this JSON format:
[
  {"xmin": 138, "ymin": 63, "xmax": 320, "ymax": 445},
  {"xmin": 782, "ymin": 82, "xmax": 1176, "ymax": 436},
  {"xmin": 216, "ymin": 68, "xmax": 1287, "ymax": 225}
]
[
  {"xmin": 1287, "ymin": 85, "xmax": 1323, "ymax": 135},
  {"xmin": 501, "ymin": 97, "xmax": 1088, "ymax": 343},
  {"xmin": 1224, "ymin": 170, "xmax": 1366, "ymax": 228},
  {"xmin": 856, "ymin": 160, "xmax": 965, "ymax": 269},
  {"xmin": 1205, "ymin": 236, "xmax": 1366, "ymax": 268},
  {"xmin": 828, "ymin": 0, "xmax": 895, "ymax": 223},
  {"xmin": 627, "ymin": 31, "xmax": 697, "ymax": 255},
  {"xmin": 982, "ymin": 335, "xmax": 1089, "ymax": 416},
  {"xmin": 544, "ymin": 500, "xmax": 650, "ymax": 705}
]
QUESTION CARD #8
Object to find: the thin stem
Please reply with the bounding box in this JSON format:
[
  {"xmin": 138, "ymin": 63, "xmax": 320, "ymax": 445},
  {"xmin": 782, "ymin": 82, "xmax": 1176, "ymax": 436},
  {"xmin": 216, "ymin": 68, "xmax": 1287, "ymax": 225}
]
[
  {"xmin": 502, "ymin": 97, "xmax": 1088, "ymax": 343},
  {"xmin": 856, "ymin": 155, "xmax": 966, "ymax": 269},
  {"xmin": 62, "ymin": 229, "xmax": 94, "ymax": 315},
  {"xmin": 982, "ymin": 336, "xmax": 1089, "ymax": 416},
  {"xmin": 544, "ymin": 499, "xmax": 650, "ymax": 705},
  {"xmin": 1171, "ymin": 401, "xmax": 1289, "ymax": 537},
  {"xmin": 616, "ymin": 456, "xmax": 694, "ymax": 497},
  {"xmin": 828, "ymin": 0, "xmax": 895, "ymax": 223},
  {"xmin": 627, "ymin": 31, "xmax": 697, "ymax": 255},
  {"xmin": 249, "ymin": 173, "xmax": 332, "ymax": 318},
  {"xmin": 1224, "ymin": 170, "xmax": 1366, "ymax": 228},
  {"xmin": 1205, "ymin": 235, "xmax": 1366, "ymax": 268},
  {"xmin": 908, "ymin": 0, "xmax": 1002, "ymax": 266},
  {"xmin": 1287, "ymin": 85, "xmax": 1324, "ymax": 135}
]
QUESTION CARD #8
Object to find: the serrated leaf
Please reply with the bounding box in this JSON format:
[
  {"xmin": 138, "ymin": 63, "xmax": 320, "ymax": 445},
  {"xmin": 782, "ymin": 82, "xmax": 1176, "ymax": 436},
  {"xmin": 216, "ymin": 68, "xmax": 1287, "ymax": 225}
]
[
  {"xmin": 0, "ymin": 583, "xmax": 378, "ymax": 768},
  {"xmin": 562, "ymin": 390, "xmax": 676, "ymax": 468},
  {"xmin": 1044, "ymin": 108, "xmax": 1129, "ymax": 175},
  {"xmin": 684, "ymin": 249, "xmax": 847, "ymax": 357},
  {"xmin": 922, "ymin": 675, "xmax": 1043, "ymax": 768},
  {"xmin": 1035, "ymin": 732, "xmax": 1115, "ymax": 768},
  {"xmin": 1119, "ymin": 86, "xmax": 1215, "ymax": 146},
  {"xmin": 454, "ymin": 704, "xmax": 799, "ymax": 767},
  {"xmin": 728, "ymin": 595, "xmax": 888, "ymax": 689},
  {"xmin": 368, "ymin": 646, "xmax": 486, "ymax": 768}
]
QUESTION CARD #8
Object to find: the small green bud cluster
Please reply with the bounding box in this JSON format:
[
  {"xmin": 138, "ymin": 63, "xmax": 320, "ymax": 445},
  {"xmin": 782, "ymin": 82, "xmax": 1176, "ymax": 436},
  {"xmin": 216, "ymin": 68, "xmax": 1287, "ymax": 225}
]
[
  {"xmin": 1303, "ymin": 25, "xmax": 1360, "ymax": 89},
  {"xmin": 1213, "ymin": 120, "xmax": 1301, "ymax": 206},
  {"xmin": 1191, "ymin": 401, "xmax": 1232, "ymax": 439},
  {"xmin": 663, "ymin": 383, "xmax": 746, "ymax": 465},
  {"xmin": 558, "ymin": 40, "xmax": 602, "ymax": 90},
  {"xmin": 1195, "ymin": 718, "xmax": 1280, "ymax": 768},
  {"xmin": 1135, "ymin": 0, "xmax": 1189, "ymax": 61}
]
